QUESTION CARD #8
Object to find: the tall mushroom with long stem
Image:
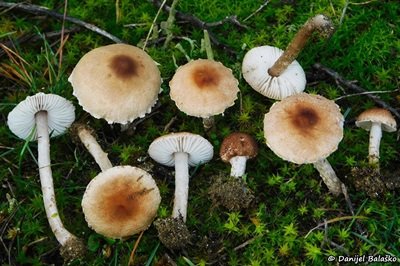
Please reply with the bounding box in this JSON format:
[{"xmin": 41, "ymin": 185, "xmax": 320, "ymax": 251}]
[
  {"xmin": 263, "ymin": 93, "xmax": 344, "ymax": 195},
  {"xmin": 71, "ymin": 123, "xmax": 161, "ymax": 239},
  {"xmin": 148, "ymin": 132, "xmax": 213, "ymax": 249},
  {"xmin": 242, "ymin": 14, "xmax": 334, "ymax": 100},
  {"xmin": 7, "ymin": 93, "xmax": 85, "ymax": 260}
]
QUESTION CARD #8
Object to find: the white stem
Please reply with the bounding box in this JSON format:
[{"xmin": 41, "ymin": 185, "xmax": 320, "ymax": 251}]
[
  {"xmin": 368, "ymin": 122, "xmax": 382, "ymax": 167},
  {"xmin": 36, "ymin": 111, "xmax": 76, "ymax": 246},
  {"xmin": 202, "ymin": 116, "xmax": 215, "ymax": 130},
  {"xmin": 229, "ymin": 156, "xmax": 248, "ymax": 177},
  {"xmin": 312, "ymin": 158, "xmax": 343, "ymax": 196},
  {"xmin": 172, "ymin": 152, "xmax": 189, "ymax": 222},
  {"xmin": 77, "ymin": 127, "xmax": 113, "ymax": 171}
]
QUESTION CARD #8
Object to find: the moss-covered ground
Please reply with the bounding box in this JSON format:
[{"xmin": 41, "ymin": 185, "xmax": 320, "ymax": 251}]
[{"xmin": 0, "ymin": 0, "xmax": 399, "ymax": 265}]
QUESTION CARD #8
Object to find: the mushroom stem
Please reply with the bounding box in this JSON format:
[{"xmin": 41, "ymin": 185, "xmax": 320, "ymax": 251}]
[
  {"xmin": 75, "ymin": 124, "xmax": 113, "ymax": 171},
  {"xmin": 229, "ymin": 156, "xmax": 248, "ymax": 178},
  {"xmin": 202, "ymin": 116, "xmax": 215, "ymax": 130},
  {"xmin": 172, "ymin": 151, "xmax": 189, "ymax": 222},
  {"xmin": 35, "ymin": 111, "xmax": 77, "ymax": 246},
  {"xmin": 268, "ymin": 14, "xmax": 334, "ymax": 77},
  {"xmin": 312, "ymin": 158, "xmax": 343, "ymax": 196},
  {"xmin": 368, "ymin": 122, "xmax": 382, "ymax": 168}
]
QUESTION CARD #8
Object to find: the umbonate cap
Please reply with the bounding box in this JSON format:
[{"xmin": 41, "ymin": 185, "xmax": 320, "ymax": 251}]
[
  {"xmin": 220, "ymin": 132, "xmax": 258, "ymax": 162},
  {"xmin": 68, "ymin": 44, "xmax": 161, "ymax": 124},
  {"xmin": 7, "ymin": 92, "xmax": 75, "ymax": 141},
  {"xmin": 82, "ymin": 166, "xmax": 161, "ymax": 239},
  {"xmin": 169, "ymin": 59, "xmax": 239, "ymax": 118},
  {"xmin": 148, "ymin": 132, "xmax": 214, "ymax": 167},
  {"xmin": 264, "ymin": 93, "xmax": 343, "ymax": 164},
  {"xmin": 242, "ymin": 45, "xmax": 306, "ymax": 100},
  {"xmin": 355, "ymin": 108, "xmax": 397, "ymax": 132}
]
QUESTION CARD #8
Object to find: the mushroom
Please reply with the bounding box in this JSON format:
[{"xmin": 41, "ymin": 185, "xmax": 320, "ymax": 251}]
[
  {"xmin": 148, "ymin": 132, "xmax": 213, "ymax": 249},
  {"xmin": 242, "ymin": 14, "xmax": 334, "ymax": 100},
  {"xmin": 208, "ymin": 132, "xmax": 258, "ymax": 211},
  {"xmin": 82, "ymin": 166, "xmax": 161, "ymax": 239},
  {"xmin": 355, "ymin": 108, "xmax": 397, "ymax": 169},
  {"xmin": 263, "ymin": 93, "xmax": 344, "ymax": 195},
  {"xmin": 68, "ymin": 43, "xmax": 162, "ymax": 125},
  {"xmin": 219, "ymin": 132, "xmax": 258, "ymax": 178},
  {"xmin": 169, "ymin": 59, "xmax": 239, "ymax": 129},
  {"xmin": 71, "ymin": 123, "xmax": 161, "ymax": 239},
  {"xmin": 7, "ymin": 93, "xmax": 85, "ymax": 260}
]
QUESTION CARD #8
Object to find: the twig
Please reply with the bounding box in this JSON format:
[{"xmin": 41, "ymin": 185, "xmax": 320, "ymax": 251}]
[
  {"xmin": 127, "ymin": 230, "xmax": 144, "ymax": 266},
  {"xmin": 313, "ymin": 63, "xmax": 400, "ymax": 121},
  {"xmin": 339, "ymin": 0, "xmax": 349, "ymax": 25},
  {"xmin": 243, "ymin": 0, "xmax": 270, "ymax": 22},
  {"xmin": 163, "ymin": 116, "xmax": 178, "ymax": 132},
  {"xmin": 334, "ymin": 89, "xmax": 400, "ymax": 101},
  {"xmin": 305, "ymin": 215, "xmax": 367, "ymax": 238},
  {"xmin": 162, "ymin": 0, "xmax": 179, "ymax": 49},
  {"xmin": 143, "ymin": 0, "xmax": 167, "ymax": 50},
  {"xmin": 0, "ymin": 1, "xmax": 123, "ymax": 43},
  {"xmin": 151, "ymin": 0, "xmax": 242, "ymax": 56},
  {"xmin": 234, "ymin": 237, "xmax": 257, "ymax": 251},
  {"xmin": 57, "ymin": 0, "xmax": 68, "ymax": 75}
]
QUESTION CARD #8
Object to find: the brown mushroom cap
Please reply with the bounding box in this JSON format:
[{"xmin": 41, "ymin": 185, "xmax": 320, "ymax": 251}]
[
  {"xmin": 69, "ymin": 44, "xmax": 161, "ymax": 124},
  {"xmin": 355, "ymin": 107, "xmax": 397, "ymax": 132},
  {"xmin": 82, "ymin": 166, "xmax": 161, "ymax": 239},
  {"xmin": 219, "ymin": 132, "xmax": 258, "ymax": 162},
  {"xmin": 264, "ymin": 93, "xmax": 344, "ymax": 164},
  {"xmin": 169, "ymin": 59, "xmax": 239, "ymax": 118}
]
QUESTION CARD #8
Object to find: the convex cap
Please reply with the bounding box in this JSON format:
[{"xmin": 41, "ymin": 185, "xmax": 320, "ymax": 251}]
[
  {"xmin": 148, "ymin": 132, "xmax": 214, "ymax": 167},
  {"xmin": 7, "ymin": 92, "xmax": 75, "ymax": 140},
  {"xmin": 220, "ymin": 132, "xmax": 258, "ymax": 162},
  {"xmin": 82, "ymin": 166, "xmax": 161, "ymax": 239},
  {"xmin": 170, "ymin": 59, "xmax": 239, "ymax": 118},
  {"xmin": 242, "ymin": 45, "xmax": 306, "ymax": 100},
  {"xmin": 356, "ymin": 108, "xmax": 397, "ymax": 132},
  {"xmin": 264, "ymin": 93, "xmax": 343, "ymax": 164},
  {"xmin": 69, "ymin": 44, "xmax": 161, "ymax": 124}
]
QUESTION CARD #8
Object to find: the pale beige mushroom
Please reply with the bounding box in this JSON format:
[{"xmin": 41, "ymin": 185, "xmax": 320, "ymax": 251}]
[
  {"xmin": 264, "ymin": 93, "xmax": 344, "ymax": 195},
  {"xmin": 169, "ymin": 59, "xmax": 239, "ymax": 129},
  {"xmin": 242, "ymin": 14, "xmax": 334, "ymax": 100},
  {"xmin": 69, "ymin": 43, "xmax": 161, "ymax": 125},
  {"xmin": 355, "ymin": 108, "xmax": 397, "ymax": 169},
  {"xmin": 82, "ymin": 166, "xmax": 161, "ymax": 239}
]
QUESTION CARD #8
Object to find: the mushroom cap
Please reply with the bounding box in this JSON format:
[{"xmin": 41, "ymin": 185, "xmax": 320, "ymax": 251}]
[
  {"xmin": 7, "ymin": 92, "xmax": 75, "ymax": 141},
  {"xmin": 169, "ymin": 59, "xmax": 239, "ymax": 118},
  {"xmin": 148, "ymin": 132, "xmax": 214, "ymax": 167},
  {"xmin": 68, "ymin": 43, "xmax": 161, "ymax": 124},
  {"xmin": 219, "ymin": 132, "xmax": 258, "ymax": 162},
  {"xmin": 81, "ymin": 166, "xmax": 161, "ymax": 239},
  {"xmin": 264, "ymin": 93, "xmax": 343, "ymax": 164},
  {"xmin": 242, "ymin": 45, "xmax": 306, "ymax": 100},
  {"xmin": 355, "ymin": 108, "xmax": 397, "ymax": 132}
]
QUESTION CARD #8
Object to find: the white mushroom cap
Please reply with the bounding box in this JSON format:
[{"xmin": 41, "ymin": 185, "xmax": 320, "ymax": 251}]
[
  {"xmin": 7, "ymin": 93, "xmax": 75, "ymax": 141},
  {"xmin": 242, "ymin": 45, "xmax": 306, "ymax": 100},
  {"xmin": 355, "ymin": 108, "xmax": 397, "ymax": 132},
  {"xmin": 148, "ymin": 132, "xmax": 214, "ymax": 167},
  {"xmin": 82, "ymin": 166, "xmax": 161, "ymax": 239},
  {"xmin": 169, "ymin": 59, "xmax": 239, "ymax": 118},
  {"xmin": 264, "ymin": 93, "xmax": 343, "ymax": 164},
  {"xmin": 68, "ymin": 44, "xmax": 161, "ymax": 124}
]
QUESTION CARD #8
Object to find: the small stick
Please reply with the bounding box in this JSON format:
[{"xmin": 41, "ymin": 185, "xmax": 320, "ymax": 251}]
[
  {"xmin": 162, "ymin": 0, "xmax": 179, "ymax": 49},
  {"xmin": 143, "ymin": 0, "xmax": 167, "ymax": 50},
  {"xmin": 334, "ymin": 89, "xmax": 400, "ymax": 101},
  {"xmin": 163, "ymin": 116, "xmax": 178, "ymax": 132},
  {"xmin": 313, "ymin": 63, "xmax": 400, "ymax": 121},
  {"xmin": 128, "ymin": 230, "xmax": 144, "ymax": 266},
  {"xmin": 243, "ymin": 0, "xmax": 270, "ymax": 22},
  {"xmin": 0, "ymin": 1, "xmax": 123, "ymax": 43}
]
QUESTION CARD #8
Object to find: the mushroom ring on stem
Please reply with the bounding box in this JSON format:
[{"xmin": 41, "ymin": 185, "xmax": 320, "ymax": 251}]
[
  {"xmin": 355, "ymin": 108, "xmax": 397, "ymax": 169},
  {"xmin": 7, "ymin": 93, "xmax": 84, "ymax": 260},
  {"xmin": 169, "ymin": 59, "xmax": 239, "ymax": 129},
  {"xmin": 242, "ymin": 14, "xmax": 334, "ymax": 100},
  {"xmin": 69, "ymin": 43, "xmax": 162, "ymax": 125},
  {"xmin": 263, "ymin": 93, "xmax": 344, "ymax": 195}
]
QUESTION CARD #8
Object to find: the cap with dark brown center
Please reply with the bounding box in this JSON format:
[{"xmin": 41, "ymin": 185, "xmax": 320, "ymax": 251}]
[
  {"xmin": 264, "ymin": 93, "xmax": 344, "ymax": 164},
  {"xmin": 169, "ymin": 59, "xmax": 239, "ymax": 118},
  {"xmin": 69, "ymin": 44, "xmax": 161, "ymax": 124},
  {"xmin": 82, "ymin": 166, "xmax": 161, "ymax": 239}
]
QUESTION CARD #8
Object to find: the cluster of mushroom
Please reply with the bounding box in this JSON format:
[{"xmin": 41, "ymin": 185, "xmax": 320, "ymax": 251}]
[{"xmin": 7, "ymin": 12, "xmax": 398, "ymax": 260}]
